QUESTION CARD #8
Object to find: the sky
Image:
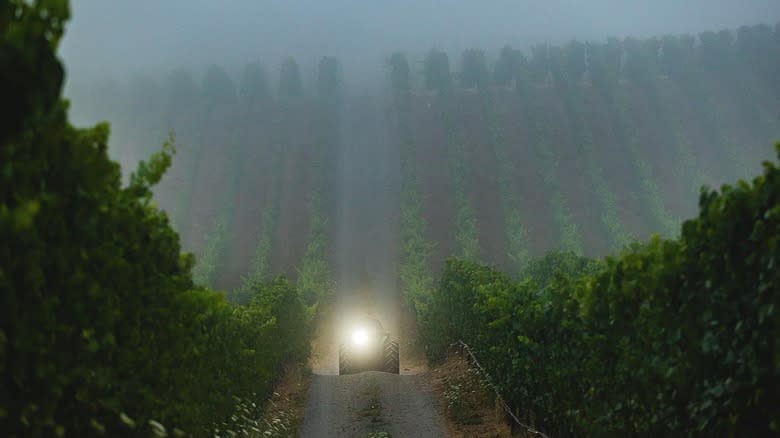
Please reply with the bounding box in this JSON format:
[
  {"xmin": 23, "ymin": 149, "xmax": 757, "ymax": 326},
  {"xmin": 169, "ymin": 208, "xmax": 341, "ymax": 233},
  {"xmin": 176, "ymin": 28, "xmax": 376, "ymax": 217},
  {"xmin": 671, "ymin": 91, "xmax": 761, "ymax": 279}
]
[{"xmin": 61, "ymin": 0, "xmax": 780, "ymax": 84}]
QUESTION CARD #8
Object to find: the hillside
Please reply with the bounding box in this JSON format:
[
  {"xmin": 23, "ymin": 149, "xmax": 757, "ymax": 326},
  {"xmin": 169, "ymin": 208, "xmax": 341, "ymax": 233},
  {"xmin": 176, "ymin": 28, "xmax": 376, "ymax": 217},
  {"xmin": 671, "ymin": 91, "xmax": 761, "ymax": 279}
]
[{"xmin": 70, "ymin": 24, "xmax": 780, "ymax": 288}]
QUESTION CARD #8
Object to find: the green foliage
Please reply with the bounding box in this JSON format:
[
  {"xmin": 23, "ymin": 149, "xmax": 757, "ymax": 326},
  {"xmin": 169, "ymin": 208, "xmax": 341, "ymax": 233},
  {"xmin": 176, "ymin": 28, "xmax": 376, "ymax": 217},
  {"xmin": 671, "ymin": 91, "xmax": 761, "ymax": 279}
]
[
  {"xmin": 297, "ymin": 191, "xmax": 333, "ymax": 310},
  {"xmin": 690, "ymin": 67, "xmax": 753, "ymax": 181},
  {"xmin": 296, "ymin": 77, "xmax": 337, "ymax": 313},
  {"xmin": 395, "ymin": 95, "xmax": 436, "ymax": 319},
  {"xmin": 0, "ymin": 0, "xmax": 68, "ymax": 143},
  {"xmin": 642, "ymin": 69, "xmax": 709, "ymax": 202},
  {"xmin": 192, "ymin": 213, "xmax": 228, "ymax": 286},
  {"xmin": 480, "ymin": 90, "xmax": 530, "ymax": 274},
  {"xmin": 423, "ymin": 144, "xmax": 780, "ymax": 436},
  {"xmin": 238, "ymin": 141, "xmax": 283, "ymax": 302},
  {"xmin": 0, "ymin": 6, "xmax": 312, "ymax": 435},
  {"xmin": 541, "ymin": 143, "xmax": 584, "ymax": 254},
  {"xmin": 518, "ymin": 83, "xmax": 584, "ymax": 254},
  {"xmin": 166, "ymin": 278, "xmax": 309, "ymax": 434},
  {"xmin": 495, "ymin": 144, "xmax": 529, "ymax": 269},
  {"xmin": 633, "ymin": 145, "xmax": 680, "ymax": 236},
  {"xmin": 399, "ymin": 172, "xmax": 436, "ymax": 318},
  {"xmin": 237, "ymin": 213, "xmax": 274, "ymax": 298},
  {"xmin": 443, "ymin": 99, "xmax": 481, "ymax": 261},
  {"xmin": 504, "ymin": 210, "xmax": 530, "ymax": 273},
  {"xmin": 443, "ymin": 365, "xmax": 494, "ymax": 425},
  {"xmin": 453, "ymin": 198, "xmax": 480, "ymax": 261},
  {"xmin": 590, "ymin": 46, "xmax": 679, "ymax": 237},
  {"xmin": 520, "ymin": 250, "xmax": 601, "ymax": 287},
  {"xmin": 662, "ymin": 30, "xmax": 760, "ymax": 183},
  {"xmin": 193, "ymin": 107, "xmax": 244, "ymax": 288},
  {"xmin": 423, "ymin": 259, "xmax": 512, "ymax": 362},
  {"xmin": 215, "ymin": 391, "xmax": 297, "ymax": 437},
  {"xmin": 554, "ymin": 61, "xmax": 632, "ymax": 250}
]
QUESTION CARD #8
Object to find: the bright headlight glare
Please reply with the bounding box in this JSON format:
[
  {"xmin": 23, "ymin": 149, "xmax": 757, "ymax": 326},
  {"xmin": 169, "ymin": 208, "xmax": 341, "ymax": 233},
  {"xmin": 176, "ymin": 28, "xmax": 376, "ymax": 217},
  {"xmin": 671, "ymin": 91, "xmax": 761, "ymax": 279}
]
[{"xmin": 351, "ymin": 328, "xmax": 370, "ymax": 346}]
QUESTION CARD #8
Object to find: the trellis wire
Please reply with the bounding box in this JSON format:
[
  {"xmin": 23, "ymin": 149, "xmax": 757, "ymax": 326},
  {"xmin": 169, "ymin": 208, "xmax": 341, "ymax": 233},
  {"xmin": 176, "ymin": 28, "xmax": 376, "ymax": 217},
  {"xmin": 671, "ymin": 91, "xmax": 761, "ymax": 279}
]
[{"xmin": 450, "ymin": 340, "xmax": 550, "ymax": 438}]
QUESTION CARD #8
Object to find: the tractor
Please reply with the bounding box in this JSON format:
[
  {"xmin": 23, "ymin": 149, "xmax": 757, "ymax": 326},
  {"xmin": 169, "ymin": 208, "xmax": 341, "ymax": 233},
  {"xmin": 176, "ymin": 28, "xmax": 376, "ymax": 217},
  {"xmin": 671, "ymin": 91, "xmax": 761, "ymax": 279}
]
[{"xmin": 339, "ymin": 316, "xmax": 399, "ymax": 375}]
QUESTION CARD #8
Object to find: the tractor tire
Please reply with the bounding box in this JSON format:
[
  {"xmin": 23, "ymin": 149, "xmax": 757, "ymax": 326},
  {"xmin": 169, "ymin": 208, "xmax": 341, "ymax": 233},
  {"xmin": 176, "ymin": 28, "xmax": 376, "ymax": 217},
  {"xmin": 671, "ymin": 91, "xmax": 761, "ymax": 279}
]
[
  {"xmin": 383, "ymin": 337, "xmax": 400, "ymax": 374},
  {"xmin": 339, "ymin": 344, "xmax": 355, "ymax": 375}
]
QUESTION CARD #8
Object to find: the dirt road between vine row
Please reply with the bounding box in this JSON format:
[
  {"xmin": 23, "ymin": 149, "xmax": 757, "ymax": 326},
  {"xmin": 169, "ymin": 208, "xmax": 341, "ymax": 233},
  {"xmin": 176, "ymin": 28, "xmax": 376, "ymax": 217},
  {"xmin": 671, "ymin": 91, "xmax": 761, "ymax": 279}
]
[
  {"xmin": 298, "ymin": 331, "xmax": 448, "ymax": 438},
  {"xmin": 298, "ymin": 93, "xmax": 448, "ymax": 437}
]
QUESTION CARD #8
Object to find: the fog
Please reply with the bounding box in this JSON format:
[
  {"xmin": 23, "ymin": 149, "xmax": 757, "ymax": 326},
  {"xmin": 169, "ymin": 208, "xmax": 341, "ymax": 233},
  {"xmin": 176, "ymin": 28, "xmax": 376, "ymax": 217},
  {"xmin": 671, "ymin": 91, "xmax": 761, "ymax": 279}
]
[
  {"xmin": 57, "ymin": 1, "xmax": 780, "ymax": 330},
  {"xmin": 62, "ymin": 0, "xmax": 780, "ymax": 82},
  {"xmin": 8, "ymin": 2, "xmax": 780, "ymax": 432}
]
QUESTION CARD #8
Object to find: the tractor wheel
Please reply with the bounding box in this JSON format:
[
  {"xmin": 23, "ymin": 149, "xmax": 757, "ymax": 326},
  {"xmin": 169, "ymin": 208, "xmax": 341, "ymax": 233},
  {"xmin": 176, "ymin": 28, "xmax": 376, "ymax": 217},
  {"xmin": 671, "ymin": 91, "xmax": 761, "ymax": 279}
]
[
  {"xmin": 383, "ymin": 338, "xmax": 400, "ymax": 374},
  {"xmin": 339, "ymin": 344, "xmax": 355, "ymax": 375}
]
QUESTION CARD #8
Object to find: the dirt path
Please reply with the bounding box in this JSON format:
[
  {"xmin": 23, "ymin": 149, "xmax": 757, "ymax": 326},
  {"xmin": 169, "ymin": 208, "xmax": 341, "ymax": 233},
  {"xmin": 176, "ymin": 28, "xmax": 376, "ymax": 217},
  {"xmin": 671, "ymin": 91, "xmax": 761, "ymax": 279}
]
[
  {"xmin": 299, "ymin": 91, "xmax": 448, "ymax": 437},
  {"xmin": 300, "ymin": 372, "xmax": 446, "ymax": 437},
  {"xmin": 299, "ymin": 329, "xmax": 447, "ymax": 437}
]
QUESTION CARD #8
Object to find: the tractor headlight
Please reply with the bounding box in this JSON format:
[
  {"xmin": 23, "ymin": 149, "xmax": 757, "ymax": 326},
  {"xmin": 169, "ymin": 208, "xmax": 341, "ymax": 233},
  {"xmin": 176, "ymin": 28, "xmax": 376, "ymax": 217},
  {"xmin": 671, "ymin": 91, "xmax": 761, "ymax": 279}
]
[{"xmin": 351, "ymin": 328, "xmax": 370, "ymax": 347}]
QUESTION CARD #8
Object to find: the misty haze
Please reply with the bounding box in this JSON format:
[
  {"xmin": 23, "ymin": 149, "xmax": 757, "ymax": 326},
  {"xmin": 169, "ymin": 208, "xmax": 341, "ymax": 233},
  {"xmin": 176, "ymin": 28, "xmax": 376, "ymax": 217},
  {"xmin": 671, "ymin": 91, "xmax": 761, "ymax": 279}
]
[{"xmin": 3, "ymin": 1, "xmax": 780, "ymax": 437}]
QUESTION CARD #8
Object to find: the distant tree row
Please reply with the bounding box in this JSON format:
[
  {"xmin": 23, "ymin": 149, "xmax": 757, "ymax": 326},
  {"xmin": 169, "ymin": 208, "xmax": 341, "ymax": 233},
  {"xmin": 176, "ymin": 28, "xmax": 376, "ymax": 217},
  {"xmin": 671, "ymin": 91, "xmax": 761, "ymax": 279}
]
[
  {"xmin": 385, "ymin": 22, "xmax": 780, "ymax": 94},
  {"xmin": 73, "ymin": 56, "xmax": 342, "ymax": 124}
]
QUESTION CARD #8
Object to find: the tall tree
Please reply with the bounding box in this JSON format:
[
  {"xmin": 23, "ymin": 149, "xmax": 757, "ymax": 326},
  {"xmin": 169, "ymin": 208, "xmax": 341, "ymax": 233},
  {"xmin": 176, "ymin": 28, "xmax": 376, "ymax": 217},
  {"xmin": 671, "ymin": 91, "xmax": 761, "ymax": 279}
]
[
  {"xmin": 493, "ymin": 45, "xmax": 526, "ymax": 89},
  {"xmin": 0, "ymin": 0, "xmax": 67, "ymax": 143},
  {"xmin": 623, "ymin": 37, "xmax": 659, "ymax": 83},
  {"xmin": 736, "ymin": 24, "xmax": 775, "ymax": 87},
  {"xmin": 387, "ymin": 52, "xmax": 411, "ymax": 95},
  {"xmin": 529, "ymin": 44, "xmax": 550, "ymax": 84},
  {"xmin": 202, "ymin": 64, "xmax": 237, "ymax": 108},
  {"xmin": 460, "ymin": 48, "xmax": 488, "ymax": 89},
  {"xmin": 239, "ymin": 63, "xmax": 271, "ymax": 107},
  {"xmin": 698, "ymin": 30, "xmax": 735, "ymax": 72},
  {"xmin": 424, "ymin": 49, "xmax": 452, "ymax": 93},
  {"xmin": 548, "ymin": 45, "xmax": 566, "ymax": 85},
  {"xmin": 317, "ymin": 56, "xmax": 340, "ymax": 99},
  {"xmin": 564, "ymin": 40, "xmax": 587, "ymax": 83},
  {"xmin": 279, "ymin": 57, "xmax": 303, "ymax": 99},
  {"xmin": 587, "ymin": 38, "xmax": 623, "ymax": 89},
  {"xmin": 775, "ymin": 22, "xmax": 780, "ymax": 92},
  {"xmin": 166, "ymin": 68, "xmax": 199, "ymax": 118}
]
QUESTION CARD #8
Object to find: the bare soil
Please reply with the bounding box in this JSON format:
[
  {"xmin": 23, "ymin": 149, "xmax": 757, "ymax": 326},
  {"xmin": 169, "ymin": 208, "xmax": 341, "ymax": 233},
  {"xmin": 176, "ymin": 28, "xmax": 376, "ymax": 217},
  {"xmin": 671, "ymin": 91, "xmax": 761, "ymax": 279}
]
[
  {"xmin": 259, "ymin": 363, "xmax": 312, "ymax": 436},
  {"xmin": 459, "ymin": 92, "xmax": 511, "ymax": 270},
  {"xmin": 299, "ymin": 320, "xmax": 448, "ymax": 437},
  {"xmin": 413, "ymin": 95, "xmax": 457, "ymax": 277},
  {"xmin": 429, "ymin": 352, "xmax": 512, "ymax": 438},
  {"xmin": 271, "ymin": 99, "xmax": 315, "ymax": 279},
  {"xmin": 497, "ymin": 92, "xmax": 557, "ymax": 258},
  {"xmin": 214, "ymin": 108, "xmax": 276, "ymax": 290},
  {"xmin": 580, "ymin": 85, "xmax": 655, "ymax": 241}
]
